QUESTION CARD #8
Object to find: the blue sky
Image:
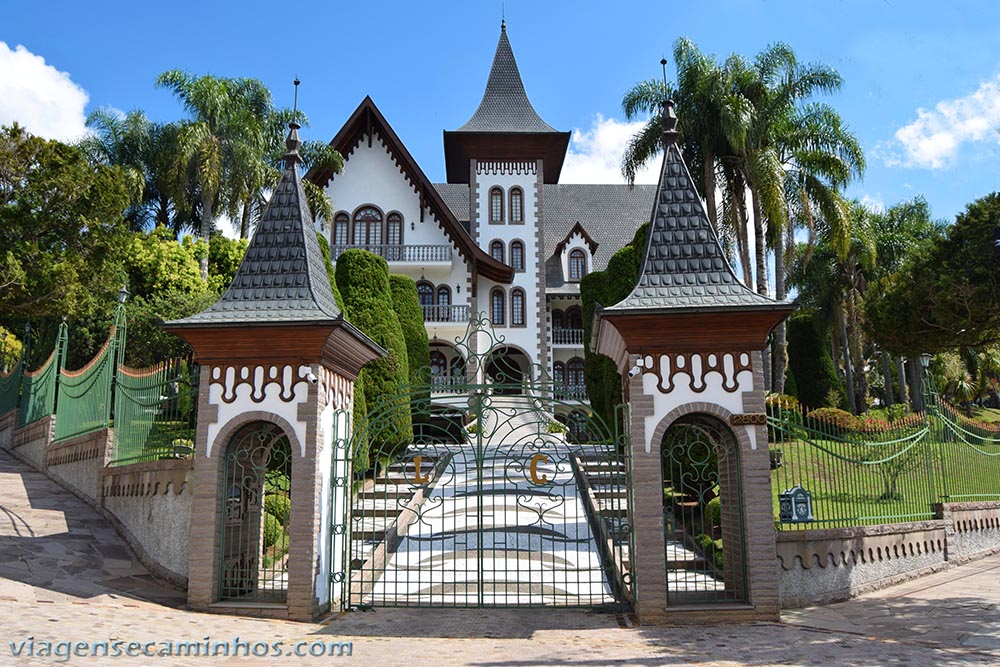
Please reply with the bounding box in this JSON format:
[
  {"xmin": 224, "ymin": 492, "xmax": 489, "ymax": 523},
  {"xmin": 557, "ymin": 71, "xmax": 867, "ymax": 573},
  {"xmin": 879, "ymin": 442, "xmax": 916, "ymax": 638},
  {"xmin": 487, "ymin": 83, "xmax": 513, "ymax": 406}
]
[{"xmin": 3, "ymin": 0, "xmax": 999, "ymax": 227}]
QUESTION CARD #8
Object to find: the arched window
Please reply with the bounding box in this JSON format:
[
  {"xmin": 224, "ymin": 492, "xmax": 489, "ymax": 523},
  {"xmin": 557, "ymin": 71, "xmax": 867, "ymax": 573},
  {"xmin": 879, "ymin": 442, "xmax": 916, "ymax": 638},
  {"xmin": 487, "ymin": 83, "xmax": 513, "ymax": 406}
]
[
  {"xmin": 509, "ymin": 187, "xmax": 524, "ymax": 223},
  {"xmin": 353, "ymin": 206, "xmax": 382, "ymax": 246},
  {"xmin": 386, "ymin": 212, "xmax": 403, "ymax": 245},
  {"xmin": 511, "ymin": 288, "xmax": 526, "ymax": 327},
  {"xmin": 450, "ymin": 355, "xmax": 466, "ymax": 378},
  {"xmin": 510, "ymin": 240, "xmax": 525, "ymax": 272},
  {"xmin": 551, "ymin": 309, "xmax": 564, "ymax": 330},
  {"xmin": 490, "ymin": 240, "xmax": 505, "ymax": 263},
  {"xmin": 490, "ymin": 288, "xmax": 505, "ymax": 326},
  {"xmin": 333, "ymin": 212, "xmax": 349, "ymax": 246},
  {"xmin": 416, "ymin": 281, "xmax": 434, "ymax": 307},
  {"xmin": 567, "ymin": 357, "xmax": 585, "ymax": 386},
  {"xmin": 490, "ymin": 187, "xmax": 504, "ymax": 223},
  {"xmin": 553, "ymin": 361, "xmax": 566, "ymax": 385},
  {"xmin": 566, "ymin": 306, "xmax": 583, "ymax": 330},
  {"xmin": 430, "ymin": 351, "xmax": 447, "ymax": 376},
  {"xmin": 436, "ymin": 285, "xmax": 451, "ymax": 307},
  {"xmin": 568, "ymin": 248, "xmax": 587, "ymax": 281}
]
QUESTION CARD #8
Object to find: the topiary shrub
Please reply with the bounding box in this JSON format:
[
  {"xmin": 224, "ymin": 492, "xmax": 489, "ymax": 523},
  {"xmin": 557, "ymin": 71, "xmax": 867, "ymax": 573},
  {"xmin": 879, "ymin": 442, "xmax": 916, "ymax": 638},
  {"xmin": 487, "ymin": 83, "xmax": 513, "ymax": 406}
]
[
  {"xmin": 335, "ymin": 250, "xmax": 411, "ymax": 473},
  {"xmin": 315, "ymin": 232, "xmax": 345, "ymax": 310},
  {"xmin": 704, "ymin": 496, "xmax": 721, "ymax": 529},
  {"xmin": 694, "ymin": 533, "xmax": 725, "ymax": 571},
  {"xmin": 389, "ymin": 274, "xmax": 431, "ymax": 430},
  {"xmin": 262, "ymin": 512, "xmax": 283, "ymax": 550}
]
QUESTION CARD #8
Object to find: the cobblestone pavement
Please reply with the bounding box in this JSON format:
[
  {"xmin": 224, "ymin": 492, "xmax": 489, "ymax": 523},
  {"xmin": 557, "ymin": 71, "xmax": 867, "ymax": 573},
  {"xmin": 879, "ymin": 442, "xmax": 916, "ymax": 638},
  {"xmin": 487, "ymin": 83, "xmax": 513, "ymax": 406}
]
[{"xmin": 2, "ymin": 448, "xmax": 998, "ymax": 666}]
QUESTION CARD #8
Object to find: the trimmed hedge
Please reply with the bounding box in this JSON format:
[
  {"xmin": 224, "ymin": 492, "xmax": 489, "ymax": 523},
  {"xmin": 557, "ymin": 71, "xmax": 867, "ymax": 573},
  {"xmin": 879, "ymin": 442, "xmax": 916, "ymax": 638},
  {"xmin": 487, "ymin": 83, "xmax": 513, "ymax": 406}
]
[
  {"xmin": 389, "ymin": 275, "xmax": 431, "ymax": 429},
  {"xmin": 580, "ymin": 223, "xmax": 649, "ymax": 428},
  {"xmin": 315, "ymin": 232, "xmax": 345, "ymax": 310},
  {"xmin": 335, "ymin": 249, "xmax": 411, "ymax": 472}
]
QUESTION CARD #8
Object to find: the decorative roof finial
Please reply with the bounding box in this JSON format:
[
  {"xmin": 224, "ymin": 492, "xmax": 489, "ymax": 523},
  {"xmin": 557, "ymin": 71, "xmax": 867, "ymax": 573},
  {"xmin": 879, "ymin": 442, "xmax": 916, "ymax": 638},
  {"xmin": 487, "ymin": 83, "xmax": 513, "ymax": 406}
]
[
  {"xmin": 659, "ymin": 58, "xmax": 679, "ymax": 146},
  {"xmin": 284, "ymin": 77, "xmax": 303, "ymax": 166}
]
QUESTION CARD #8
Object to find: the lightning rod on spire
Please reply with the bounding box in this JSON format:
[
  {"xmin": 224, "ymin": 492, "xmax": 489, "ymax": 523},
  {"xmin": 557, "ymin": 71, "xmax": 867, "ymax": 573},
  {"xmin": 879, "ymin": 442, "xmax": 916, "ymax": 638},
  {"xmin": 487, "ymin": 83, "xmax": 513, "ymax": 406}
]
[{"xmin": 293, "ymin": 76, "xmax": 300, "ymax": 114}]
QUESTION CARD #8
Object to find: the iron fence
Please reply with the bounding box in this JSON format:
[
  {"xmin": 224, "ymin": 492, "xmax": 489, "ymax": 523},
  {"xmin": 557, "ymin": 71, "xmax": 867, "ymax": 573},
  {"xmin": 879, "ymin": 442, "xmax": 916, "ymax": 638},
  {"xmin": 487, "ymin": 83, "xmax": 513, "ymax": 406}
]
[
  {"xmin": 0, "ymin": 360, "xmax": 21, "ymax": 415},
  {"xmin": 53, "ymin": 332, "xmax": 116, "ymax": 442},
  {"xmin": 16, "ymin": 327, "xmax": 63, "ymax": 428},
  {"xmin": 112, "ymin": 357, "xmax": 198, "ymax": 465},
  {"xmin": 767, "ymin": 393, "xmax": 1000, "ymax": 530}
]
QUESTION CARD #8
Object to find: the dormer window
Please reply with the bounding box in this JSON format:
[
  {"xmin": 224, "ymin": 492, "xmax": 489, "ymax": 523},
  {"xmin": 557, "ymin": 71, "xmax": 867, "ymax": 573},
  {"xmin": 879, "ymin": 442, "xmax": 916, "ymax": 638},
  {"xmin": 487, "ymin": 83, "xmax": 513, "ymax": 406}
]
[
  {"xmin": 510, "ymin": 188, "xmax": 523, "ymax": 224},
  {"xmin": 490, "ymin": 187, "xmax": 504, "ymax": 223},
  {"xmin": 568, "ymin": 249, "xmax": 588, "ymax": 281}
]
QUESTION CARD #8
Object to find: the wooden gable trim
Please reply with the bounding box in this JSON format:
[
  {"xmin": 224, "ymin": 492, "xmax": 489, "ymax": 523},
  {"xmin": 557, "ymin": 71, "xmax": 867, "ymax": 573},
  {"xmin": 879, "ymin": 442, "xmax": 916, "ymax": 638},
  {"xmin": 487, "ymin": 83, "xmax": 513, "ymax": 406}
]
[
  {"xmin": 554, "ymin": 221, "xmax": 600, "ymax": 256},
  {"xmin": 306, "ymin": 96, "xmax": 513, "ymax": 284}
]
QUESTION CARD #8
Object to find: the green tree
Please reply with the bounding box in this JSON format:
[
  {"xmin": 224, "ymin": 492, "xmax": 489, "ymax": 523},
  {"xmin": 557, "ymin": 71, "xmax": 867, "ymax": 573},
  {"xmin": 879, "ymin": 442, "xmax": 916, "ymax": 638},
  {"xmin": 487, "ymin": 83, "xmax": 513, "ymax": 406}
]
[
  {"xmin": 786, "ymin": 312, "xmax": 846, "ymax": 409},
  {"xmin": 0, "ymin": 124, "xmax": 131, "ymax": 321},
  {"xmin": 207, "ymin": 233, "xmax": 248, "ymax": 293},
  {"xmin": 866, "ymin": 193, "xmax": 1000, "ymax": 355},
  {"xmin": 335, "ymin": 250, "xmax": 411, "ymax": 473}
]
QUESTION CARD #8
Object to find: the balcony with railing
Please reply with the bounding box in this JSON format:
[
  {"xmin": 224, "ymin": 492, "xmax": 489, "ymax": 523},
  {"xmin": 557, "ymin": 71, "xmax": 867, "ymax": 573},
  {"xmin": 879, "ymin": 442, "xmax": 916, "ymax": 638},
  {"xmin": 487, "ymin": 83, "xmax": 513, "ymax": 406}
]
[
  {"xmin": 554, "ymin": 384, "xmax": 588, "ymax": 401},
  {"xmin": 431, "ymin": 375, "xmax": 465, "ymax": 394},
  {"xmin": 422, "ymin": 304, "xmax": 471, "ymax": 324},
  {"xmin": 552, "ymin": 328, "xmax": 584, "ymax": 346},
  {"xmin": 330, "ymin": 244, "xmax": 452, "ymax": 263}
]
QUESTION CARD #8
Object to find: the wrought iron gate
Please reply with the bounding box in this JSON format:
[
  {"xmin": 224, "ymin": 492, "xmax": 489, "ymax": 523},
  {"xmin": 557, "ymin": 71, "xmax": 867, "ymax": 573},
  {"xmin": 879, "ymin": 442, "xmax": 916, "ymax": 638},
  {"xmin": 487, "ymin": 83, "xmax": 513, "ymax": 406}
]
[{"xmin": 331, "ymin": 316, "xmax": 633, "ymax": 609}]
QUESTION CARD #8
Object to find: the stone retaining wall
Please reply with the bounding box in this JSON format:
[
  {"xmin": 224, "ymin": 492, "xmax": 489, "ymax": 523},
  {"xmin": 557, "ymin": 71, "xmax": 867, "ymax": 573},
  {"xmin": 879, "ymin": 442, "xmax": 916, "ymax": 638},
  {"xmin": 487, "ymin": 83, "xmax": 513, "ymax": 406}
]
[
  {"xmin": 778, "ymin": 501, "xmax": 1000, "ymax": 608},
  {"xmin": 45, "ymin": 429, "xmax": 111, "ymax": 502}
]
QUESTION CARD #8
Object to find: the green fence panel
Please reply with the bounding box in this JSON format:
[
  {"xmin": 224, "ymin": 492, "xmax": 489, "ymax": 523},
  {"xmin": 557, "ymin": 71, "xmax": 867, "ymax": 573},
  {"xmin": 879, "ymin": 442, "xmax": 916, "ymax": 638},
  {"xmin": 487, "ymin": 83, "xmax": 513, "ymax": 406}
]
[
  {"xmin": 53, "ymin": 336, "xmax": 115, "ymax": 442},
  {"xmin": 17, "ymin": 348, "xmax": 59, "ymax": 428},
  {"xmin": 0, "ymin": 360, "xmax": 22, "ymax": 415},
  {"xmin": 934, "ymin": 401, "xmax": 1000, "ymax": 502},
  {"xmin": 112, "ymin": 357, "xmax": 198, "ymax": 465},
  {"xmin": 767, "ymin": 399, "xmax": 937, "ymax": 530}
]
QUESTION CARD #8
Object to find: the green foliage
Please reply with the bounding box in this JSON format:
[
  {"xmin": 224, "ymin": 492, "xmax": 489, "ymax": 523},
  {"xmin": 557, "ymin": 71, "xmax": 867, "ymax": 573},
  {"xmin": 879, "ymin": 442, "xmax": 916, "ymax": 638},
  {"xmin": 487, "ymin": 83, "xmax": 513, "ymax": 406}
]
[
  {"xmin": 264, "ymin": 493, "xmax": 290, "ymax": 525},
  {"xmin": 704, "ymin": 497, "xmax": 721, "ymax": 528},
  {"xmin": 123, "ymin": 290, "xmax": 217, "ymax": 367},
  {"xmin": 0, "ymin": 124, "xmax": 132, "ymax": 320},
  {"xmin": 784, "ymin": 367, "xmax": 798, "ymax": 398},
  {"xmin": 546, "ymin": 421, "xmax": 568, "ymax": 434},
  {"xmin": 262, "ymin": 512, "xmax": 283, "ymax": 550},
  {"xmin": 207, "ymin": 233, "xmax": 248, "ymax": 293},
  {"xmin": 581, "ymin": 223, "xmax": 649, "ymax": 427},
  {"xmin": 0, "ymin": 327, "xmax": 23, "ymax": 371},
  {"xmin": 808, "ymin": 407, "xmax": 859, "ymax": 433},
  {"xmin": 866, "ymin": 192, "xmax": 1000, "ymax": 355},
  {"xmin": 314, "ymin": 233, "xmax": 344, "ymax": 310},
  {"xmin": 787, "ymin": 313, "xmax": 846, "ymax": 409},
  {"xmin": 694, "ymin": 533, "xmax": 725, "ymax": 571},
  {"xmin": 335, "ymin": 250, "xmax": 410, "ymax": 472},
  {"xmin": 388, "ymin": 275, "xmax": 430, "ymax": 425},
  {"xmin": 125, "ymin": 226, "xmax": 206, "ymax": 297}
]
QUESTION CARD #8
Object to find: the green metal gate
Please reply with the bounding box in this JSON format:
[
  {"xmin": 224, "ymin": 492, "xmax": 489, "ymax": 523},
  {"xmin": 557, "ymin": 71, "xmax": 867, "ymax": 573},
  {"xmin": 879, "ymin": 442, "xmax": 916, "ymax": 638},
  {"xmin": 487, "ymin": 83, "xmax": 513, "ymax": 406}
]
[
  {"xmin": 332, "ymin": 316, "xmax": 633, "ymax": 609},
  {"xmin": 219, "ymin": 421, "xmax": 292, "ymax": 603}
]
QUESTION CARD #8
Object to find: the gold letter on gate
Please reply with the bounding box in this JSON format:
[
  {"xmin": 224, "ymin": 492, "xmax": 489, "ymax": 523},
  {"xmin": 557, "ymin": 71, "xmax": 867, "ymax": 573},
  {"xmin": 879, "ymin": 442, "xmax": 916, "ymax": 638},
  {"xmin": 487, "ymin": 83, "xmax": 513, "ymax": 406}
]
[
  {"xmin": 529, "ymin": 453, "xmax": 550, "ymax": 485},
  {"xmin": 411, "ymin": 456, "xmax": 430, "ymax": 484}
]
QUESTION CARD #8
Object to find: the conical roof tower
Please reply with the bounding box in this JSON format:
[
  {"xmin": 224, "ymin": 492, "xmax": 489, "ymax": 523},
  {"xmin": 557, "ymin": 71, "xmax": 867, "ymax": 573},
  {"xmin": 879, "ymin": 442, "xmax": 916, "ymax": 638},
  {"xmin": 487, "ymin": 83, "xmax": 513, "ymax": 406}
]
[{"xmin": 443, "ymin": 21, "xmax": 570, "ymax": 184}]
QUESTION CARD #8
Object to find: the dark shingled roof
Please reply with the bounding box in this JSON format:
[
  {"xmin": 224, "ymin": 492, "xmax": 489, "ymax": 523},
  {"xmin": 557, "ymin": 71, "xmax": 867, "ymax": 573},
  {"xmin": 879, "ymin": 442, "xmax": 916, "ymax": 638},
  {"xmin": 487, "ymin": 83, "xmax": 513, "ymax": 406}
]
[
  {"xmin": 168, "ymin": 125, "xmax": 342, "ymax": 326},
  {"xmin": 605, "ymin": 102, "xmax": 791, "ymax": 314},
  {"xmin": 435, "ymin": 182, "xmax": 471, "ymax": 222},
  {"xmin": 455, "ymin": 22, "xmax": 559, "ymax": 134}
]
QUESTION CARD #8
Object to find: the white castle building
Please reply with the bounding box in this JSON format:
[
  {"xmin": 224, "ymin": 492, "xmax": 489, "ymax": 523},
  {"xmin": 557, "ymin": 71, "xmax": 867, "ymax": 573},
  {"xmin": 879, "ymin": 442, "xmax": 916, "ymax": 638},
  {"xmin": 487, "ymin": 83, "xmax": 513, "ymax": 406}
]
[{"xmin": 307, "ymin": 22, "xmax": 655, "ymax": 405}]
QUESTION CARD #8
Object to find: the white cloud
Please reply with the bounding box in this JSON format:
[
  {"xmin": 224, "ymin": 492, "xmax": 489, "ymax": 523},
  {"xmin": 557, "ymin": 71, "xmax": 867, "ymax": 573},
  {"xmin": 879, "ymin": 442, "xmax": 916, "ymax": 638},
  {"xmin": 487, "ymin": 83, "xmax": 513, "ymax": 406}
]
[
  {"xmin": 860, "ymin": 194, "xmax": 886, "ymax": 213},
  {"xmin": 0, "ymin": 42, "xmax": 89, "ymax": 142},
  {"xmin": 878, "ymin": 73, "xmax": 1000, "ymax": 169},
  {"xmin": 560, "ymin": 115, "xmax": 660, "ymax": 184}
]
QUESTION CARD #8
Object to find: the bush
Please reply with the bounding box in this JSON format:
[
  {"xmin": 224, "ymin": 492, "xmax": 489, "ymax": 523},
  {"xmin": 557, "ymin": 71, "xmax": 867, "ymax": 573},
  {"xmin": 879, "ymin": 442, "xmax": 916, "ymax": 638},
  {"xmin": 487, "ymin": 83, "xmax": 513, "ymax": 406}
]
[
  {"xmin": 766, "ymin": 393, "xmax": 800, "ymax": 412},
  {"xmin": 264, "ymin": 493, "xmax": 290, "ymax": 525},
  {"xmin": 335, "ymin": 250, "xmax": 411, "ymax": 473},
  {"xmin": 315, "ymin": 233, "xmax": 345, "ymax": 310},
  {"xmin": 809, "ymin": 407, "xmax": 860, "ymax": 434},
  {"xmin": 694, "ymin": 533, "xmax": 725, "ymax": 571},
  {"xmin": 262, "ymin": 512, "xmax": 283, "ymax": 550},
  {"xmin": 546, "ymin": 421, "xmax": 567, "ymax": 434},
  {"xmin": 704, "ymin": 497, "xmax": 721, "ymax": 529},
  {"xmin": 389, "ymin": 275, "xmax": 430, "ymax": 427}
]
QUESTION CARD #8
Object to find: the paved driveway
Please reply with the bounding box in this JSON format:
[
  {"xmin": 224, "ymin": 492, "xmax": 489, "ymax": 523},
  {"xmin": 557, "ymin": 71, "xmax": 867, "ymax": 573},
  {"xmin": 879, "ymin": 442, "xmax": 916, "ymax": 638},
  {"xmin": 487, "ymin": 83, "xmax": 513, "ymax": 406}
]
[{"xmin": 1, "ymin": 447, "xmax": 998, "ymax": 666}]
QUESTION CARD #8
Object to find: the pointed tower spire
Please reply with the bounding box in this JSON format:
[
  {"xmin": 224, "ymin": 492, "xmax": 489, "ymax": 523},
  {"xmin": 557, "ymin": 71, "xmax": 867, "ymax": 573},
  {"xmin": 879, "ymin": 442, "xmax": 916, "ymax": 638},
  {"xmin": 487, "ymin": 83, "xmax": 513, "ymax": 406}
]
[{"xmin": 443, "ymin": 22, "xmax": 571, "ymax": 183}]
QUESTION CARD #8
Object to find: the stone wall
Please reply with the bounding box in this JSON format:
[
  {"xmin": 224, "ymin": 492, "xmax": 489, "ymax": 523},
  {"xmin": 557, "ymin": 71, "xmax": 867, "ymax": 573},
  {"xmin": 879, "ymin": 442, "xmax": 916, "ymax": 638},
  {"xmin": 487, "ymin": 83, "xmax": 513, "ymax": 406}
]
[
  {"xmin": 102, "ymin": 460, "xmax": 192, "ymax": 584},
  {"xmin": 45, "ymin": 429, "xmax": 111, "ymax": 503},
  {"xmin": 778, "ymin": 502, "xmax": 1000, "ymax": 608},
  {"xmin": 11, "ymin": 415, "xmax": 55, "ymax": 469}
]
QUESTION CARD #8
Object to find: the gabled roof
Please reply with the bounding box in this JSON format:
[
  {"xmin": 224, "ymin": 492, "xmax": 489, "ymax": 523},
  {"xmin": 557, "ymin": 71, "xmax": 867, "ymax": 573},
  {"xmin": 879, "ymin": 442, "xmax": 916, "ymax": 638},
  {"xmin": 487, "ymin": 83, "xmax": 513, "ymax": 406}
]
[
  {"xmin": 554, "ymin": 221, "xmax": 599, "ymax": 256},
  {"xmin": 603, "ymin": 101, "xmax": 794, "ymax": 315},
  {"xmin": 443, "ymin": 23, "xmax": 570, "ymax": 184},
  {"xmin": 455, "ymin": 21, "xmax": 558, "ymax": 134},
  {"xmin": 168, "ymin": 124, "xmax": 342, "ymax": 327},
  {"xmin": 307, "ymin": 96, "xmax": 513, "ymax": 284}
]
